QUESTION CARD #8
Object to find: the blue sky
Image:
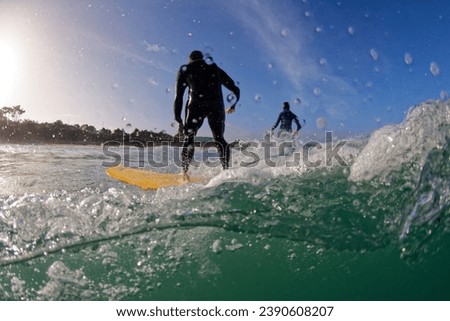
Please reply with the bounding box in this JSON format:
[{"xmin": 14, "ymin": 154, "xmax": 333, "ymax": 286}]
[{"xmin": 0, "ymin": 0, "xmax": 449, "ymax": 139}]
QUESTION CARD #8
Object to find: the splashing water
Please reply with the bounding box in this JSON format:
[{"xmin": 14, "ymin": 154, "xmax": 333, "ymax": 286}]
[{"xmin": 0, "ymin": 100, "xmax": 449, "ymax": 300}]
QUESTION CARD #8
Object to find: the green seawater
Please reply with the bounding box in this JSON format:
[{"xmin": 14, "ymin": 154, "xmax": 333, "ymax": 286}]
[
  {"xmin": 0, "ymin": 101, "xmax": 449, "ymax": 300},
  {"xmin": 1, "ymin": 164, "xmax": 449, "ymax": 300},
  {"xmin": 4, "ymin": 227, "xmax": 450, "ymax": 301}
]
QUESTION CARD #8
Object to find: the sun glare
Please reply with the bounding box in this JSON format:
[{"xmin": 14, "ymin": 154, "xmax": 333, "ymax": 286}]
[{"xmin": 0, "ymin": 40, "xmax": 19, "ymax": 104}]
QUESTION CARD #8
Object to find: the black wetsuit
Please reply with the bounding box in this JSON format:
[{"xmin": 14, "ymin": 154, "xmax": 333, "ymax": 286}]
[
  {"xmin": 174, "ymin": 59, "xmax": 240, "ymax": 172},
  {"xmin": 272, "ymin": 110, "xmax": 301, "ymax": 132}
]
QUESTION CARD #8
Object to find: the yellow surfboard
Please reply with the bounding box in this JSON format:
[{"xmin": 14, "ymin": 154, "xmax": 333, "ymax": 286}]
[{"xmin": 106, "ymin": 165, "xmax": 205, "ymax": 190}]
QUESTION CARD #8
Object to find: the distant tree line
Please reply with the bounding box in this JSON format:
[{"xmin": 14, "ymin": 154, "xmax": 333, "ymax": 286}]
[{"xmin": 0, "ymin": 105, "xmax": 179, "ymax": 146}]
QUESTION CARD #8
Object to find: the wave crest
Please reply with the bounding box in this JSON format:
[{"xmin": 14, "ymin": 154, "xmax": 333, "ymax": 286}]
[{"xmin": 349, "ymin": 99, "xmax": 450, "ymax": 182}]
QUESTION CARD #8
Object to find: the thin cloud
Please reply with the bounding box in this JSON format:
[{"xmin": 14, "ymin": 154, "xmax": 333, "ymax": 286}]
[
  {"xmin": 143, "ymin": 41, "xmax": 166, "ymax": 53},
  {"xmin": 105, "ymin": 41, "xmax": 173, "ymax": 73},
  {"xmin": 83, "ymin": 30, "xmax": 173, "ymax": 73},
  {"xmin": 147, "ymin": 77, "xmax": 159, "ymax": 86},
  {"xmin": 227, "ymin": 0, "xmax": 359, "ymax": 119},
  {"xmin": 228, "ymin": 0, "xmax": 311, "ymax": 88}
]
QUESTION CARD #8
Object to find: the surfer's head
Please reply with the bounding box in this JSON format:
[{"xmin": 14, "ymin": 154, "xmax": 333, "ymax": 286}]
[
  {"xmin": 189, "ymin": 50, "xmax": 204, "ymax": 63},
  {"xmin": 283, "ymin": 101, "xmax": 290, "ymax": 110}
]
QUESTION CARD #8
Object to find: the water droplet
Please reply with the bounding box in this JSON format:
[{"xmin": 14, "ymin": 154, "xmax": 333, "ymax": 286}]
[
  {"xmin": 347, "ymin": 26, "xmax": 355, "ymax": 35},
  {"xmin": 124, "ymin": 123, "xmax": 134, "ymax": 134},
  {"xmin": 281, "ymin": 29, "xmax": 288, "ymax": 37},
  {"xmin": 318, "ymin": 58, "xmax": 327, "ymax": 66},
  {"xmin": 316, "ymin": 117, "xmax": 327, "ymax": 129},
  {"xmin": 430, "ymin": 62, "xmax": 440, "ymax": 76},
  {"xmin": 315, "ymin": 26, "xmax": 323, "ymax": 33},
  {"xmin": 370, "ymin": 48, "xmax": 379, "ymax": 61},
  {"xmin": 440, "ymin": 90, "xmax": 448, "ymax": 100},
  {"xmin": 294, "ymin": 98, "xmax": 302, "ymax": 104},
  {"xmin": 227, "ymin": 93, "xmax": 236, "ymax": 103},
  {"xmin": 305, "ymin": 11, "xmax": 312, "ymax": 17},
  {"xmin": 267, "ymin": 63, "xmax": 274, "ymax": 69},
  {"xmin": 112, "ymin": 83, "xmax": 119, "ymax": 89},
  {"xmin": 204, "ymin": 49, "xmax": 214, "ymax": 64},
  {"xmin": 313, "ymin": 87, "xmax": 321, "ymax": 96},
  {"xmin": 165, "ymin": 87, "xmax": 171, "ymax": 93},
  {"xmin": 404, "ymin": 52, "xmax": 413, "ymax": 65},
  {"xmin": 365, "ymin": 81, "xmax": 374, "ymax": 89},
  {"xmin": 254, "ymin": 95, "xmax": 262, "ymax": 102},
  {"xmin": 122, "ymin": 116, "xmax": 127, "ymax": 121},
  {"xmin": 181, "ymin": 65, "xmax": 187, "ymax": 72}
]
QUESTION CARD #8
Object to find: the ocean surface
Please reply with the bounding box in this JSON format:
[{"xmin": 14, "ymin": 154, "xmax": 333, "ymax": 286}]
[{"xmin": 0, "ymin": 100, "xmax": 449, "ymax": 300}]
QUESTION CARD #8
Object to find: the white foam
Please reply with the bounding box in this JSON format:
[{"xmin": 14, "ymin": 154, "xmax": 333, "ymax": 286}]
[{"xmin": 349, "ymin": 100, "xmax": 450, "ymax": 182}]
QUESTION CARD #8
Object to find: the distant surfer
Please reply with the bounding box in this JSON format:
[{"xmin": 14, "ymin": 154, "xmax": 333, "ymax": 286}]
[
  {"xmin": 271, "ymin": 101, "xmax": 302, "ymax": 136},
  {"xmin": 173, "ymin": 50, "xmax": 240, "ymax": 178}
]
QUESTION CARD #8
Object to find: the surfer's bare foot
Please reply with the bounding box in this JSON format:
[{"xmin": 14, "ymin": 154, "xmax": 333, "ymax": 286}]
[{"xmin": 183, "ymin": 172, "xmax": 190, "ymax": 181}]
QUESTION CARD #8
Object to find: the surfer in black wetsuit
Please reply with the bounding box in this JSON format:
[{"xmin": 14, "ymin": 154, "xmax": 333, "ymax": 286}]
[
  {"xmin": 174, "ymin": 50, "xmax": 240, "ymax": 176},
  {"xmin": 272, "ymin": 102, "xmax": 301, "ymax": 135}
]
